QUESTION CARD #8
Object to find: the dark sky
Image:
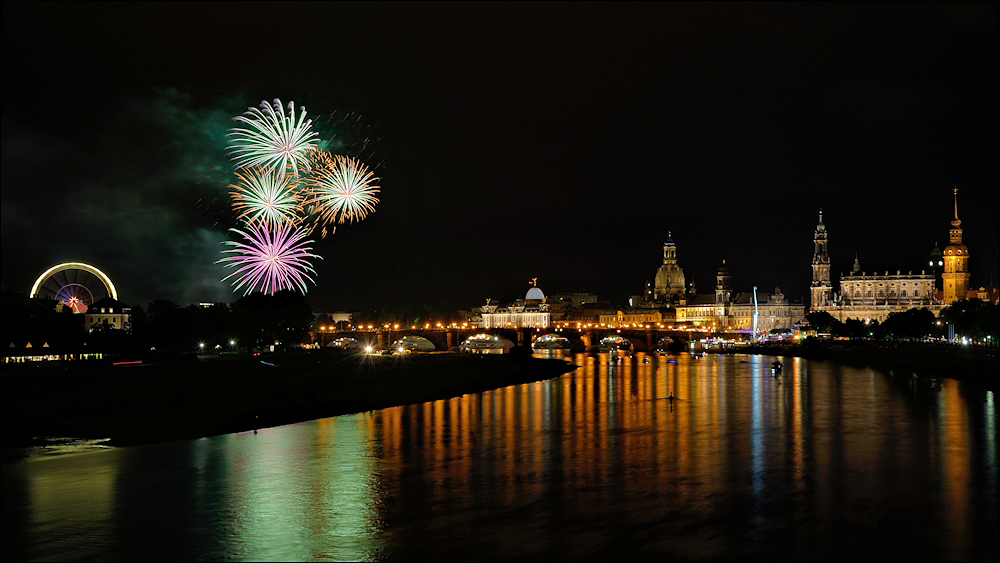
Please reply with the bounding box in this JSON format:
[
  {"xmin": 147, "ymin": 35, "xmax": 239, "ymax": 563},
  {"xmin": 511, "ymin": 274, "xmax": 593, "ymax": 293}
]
[{"xmin": 2, "ymin": 2, "xmax": 997, "ymax": 313}]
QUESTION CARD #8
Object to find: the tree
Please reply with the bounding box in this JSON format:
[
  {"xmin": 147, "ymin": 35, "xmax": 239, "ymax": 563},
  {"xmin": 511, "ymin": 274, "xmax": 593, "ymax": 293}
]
[
  {"xmin": 843, "ymin": 318, "xmax": 867, "ymax": 339},
  {"xmin": 940, "ymin": 299, "xmax": 999, "ymax": 343},
  {"xmin": 232, "ymin": 291, "xmax": 313, "ymax": 351},
  {"xmin": 87, "ymin": 319, "xmax": 130, "ymax": 348},
  {"xmin": 805, "ymin": 311, "xmax": 842, "ymax": 334},
  {"xmin": 877, "ymin": 308, "xmax": 936, "ymax": 340}
]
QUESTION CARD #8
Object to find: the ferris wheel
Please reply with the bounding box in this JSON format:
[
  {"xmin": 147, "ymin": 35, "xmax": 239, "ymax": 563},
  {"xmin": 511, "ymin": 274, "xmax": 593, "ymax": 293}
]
[{"xmin": 30, "ymin": 262, "xmax": 118, "ymax": 314}]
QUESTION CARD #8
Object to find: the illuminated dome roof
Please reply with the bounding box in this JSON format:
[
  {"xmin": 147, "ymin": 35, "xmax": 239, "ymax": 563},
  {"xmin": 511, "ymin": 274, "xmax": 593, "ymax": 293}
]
[
  {"xmin": 717, "ymin": 260, "xmax": 731, "ymax": 276},
  {"xmin": 526, "ymin": 287, "xmax": 545, "ymax": 301},
  {"xmin": 391, "ymin": 335, "xmax": 435, "ymax": 352}
]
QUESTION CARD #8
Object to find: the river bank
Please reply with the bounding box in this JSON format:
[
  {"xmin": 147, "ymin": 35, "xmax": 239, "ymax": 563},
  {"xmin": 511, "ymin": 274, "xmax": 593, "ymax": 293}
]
[
  {"xmin": 1, "ymin": 351, "xmax": 577, "ymax": 452},
  {"xmin": 731, "ymin": 340, "xmax": 998, "ymax": 386}
]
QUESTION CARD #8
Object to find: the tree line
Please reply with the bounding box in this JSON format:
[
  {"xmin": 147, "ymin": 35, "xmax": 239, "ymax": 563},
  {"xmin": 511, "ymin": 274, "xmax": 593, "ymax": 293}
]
[
  {"xmin": 2, "ymin": 289, "xmax": 314, "ymax": 353},
  {"xmin": 805, "ymin": 300, "xmax": 998, "ymax": 344}
]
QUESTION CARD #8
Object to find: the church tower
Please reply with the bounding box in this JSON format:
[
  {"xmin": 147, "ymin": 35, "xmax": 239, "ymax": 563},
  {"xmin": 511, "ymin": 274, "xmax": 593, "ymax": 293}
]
[
  {"xmin": 716, "ymin": 260, "xmax": 732, "ymax": 304},
  {"xmin": 810, "ymin": 209, "xmax": 832, "ymax": 311},
  {"xmin": 654, "ymin": 232, "xmax": 686, "ymax": 301},
  {"xmin": 942, "ymin": 189, "xmax": 971, "ymax": 304}
]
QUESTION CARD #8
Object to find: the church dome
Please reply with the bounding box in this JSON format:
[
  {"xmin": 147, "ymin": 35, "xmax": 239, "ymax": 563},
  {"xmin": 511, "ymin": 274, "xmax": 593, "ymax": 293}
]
[
  {"xmin": 717, "ymin": 261, "xmax": 731, "ymax": 276},
  {"xmin": 526, "ymin": 287, "xmax": 545, "ymax": 301}
]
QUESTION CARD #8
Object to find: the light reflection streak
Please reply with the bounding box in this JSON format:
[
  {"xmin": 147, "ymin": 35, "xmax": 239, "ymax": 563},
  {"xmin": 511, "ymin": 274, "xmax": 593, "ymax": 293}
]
[
  {"xmin": 6, "ymin": 353, "xmax": 997, "ymax": 561},
  {"xmin": 750, "ymin": 355, "xmax": 765, "ymax": 503}
]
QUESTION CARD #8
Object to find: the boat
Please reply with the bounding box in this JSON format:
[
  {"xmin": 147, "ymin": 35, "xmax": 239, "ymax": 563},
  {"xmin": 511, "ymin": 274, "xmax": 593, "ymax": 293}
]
[{"xmin": 771, "ymin": 360, "xmax": 783, "ymax": 373}]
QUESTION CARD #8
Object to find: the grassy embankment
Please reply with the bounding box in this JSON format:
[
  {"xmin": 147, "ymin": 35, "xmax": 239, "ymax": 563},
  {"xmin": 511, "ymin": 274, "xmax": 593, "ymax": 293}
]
[{"xmin": 1, "ymin": 351, "xmax": 576, "ymax": 448}]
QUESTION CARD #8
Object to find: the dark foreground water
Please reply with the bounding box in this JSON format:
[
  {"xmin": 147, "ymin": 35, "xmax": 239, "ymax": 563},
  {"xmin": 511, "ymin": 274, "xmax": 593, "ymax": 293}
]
[{"xmin": 2, "ymin": 353, "xmax": 997, "ymax": 561}]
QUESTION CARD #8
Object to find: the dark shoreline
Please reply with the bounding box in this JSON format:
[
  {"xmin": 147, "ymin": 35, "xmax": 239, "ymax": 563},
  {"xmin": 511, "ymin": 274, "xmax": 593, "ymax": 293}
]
[
  {"xmin": 4, "ymin": 343, "xmax": 994, "ymax": 458},
  {"xmin": 727, "ymin": 340, "xmax": 998, "ymax": 387},
  {"xmin": 1, "ymin": 352, "xmax": 576, "ymax": 454}
]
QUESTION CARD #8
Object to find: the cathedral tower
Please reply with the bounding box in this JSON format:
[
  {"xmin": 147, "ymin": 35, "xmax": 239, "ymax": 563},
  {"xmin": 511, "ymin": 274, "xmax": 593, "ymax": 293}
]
[
  {"xmin": 810, "ymin": 209, "xmax": 832, "ymax": 311},
  {"xmin": 942, "ymin": 189, "xmax": 971, "ymax": 304}
]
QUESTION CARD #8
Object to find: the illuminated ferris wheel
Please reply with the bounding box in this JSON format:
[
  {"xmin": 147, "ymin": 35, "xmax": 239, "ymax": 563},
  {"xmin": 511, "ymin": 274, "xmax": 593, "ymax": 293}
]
[{"xmin": 30, "ymin": 262, "xmax": 118, "ymax": 314}]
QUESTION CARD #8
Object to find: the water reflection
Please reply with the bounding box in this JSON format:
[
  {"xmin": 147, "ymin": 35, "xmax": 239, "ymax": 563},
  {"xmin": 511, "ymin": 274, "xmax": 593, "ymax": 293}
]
[{"xmin": 2, "ymin": 353, "xmax": 997, "ymax": 561}]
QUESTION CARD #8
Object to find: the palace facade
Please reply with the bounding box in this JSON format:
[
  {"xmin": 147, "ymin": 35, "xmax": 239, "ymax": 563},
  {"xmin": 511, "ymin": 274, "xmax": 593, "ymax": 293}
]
[
  {"xmin": 806, "ymin": 192, "xmax": 973, "ymax": 322},
  {"xmin": 478, "ymin": 281, "xmax": 551, "ymax": 329}
]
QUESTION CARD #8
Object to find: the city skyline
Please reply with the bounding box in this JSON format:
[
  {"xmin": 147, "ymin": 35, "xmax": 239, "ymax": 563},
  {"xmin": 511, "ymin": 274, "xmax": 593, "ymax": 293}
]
[{"xmin": 2, "ymin": 2, "xmax": 997, "ymax": 311}]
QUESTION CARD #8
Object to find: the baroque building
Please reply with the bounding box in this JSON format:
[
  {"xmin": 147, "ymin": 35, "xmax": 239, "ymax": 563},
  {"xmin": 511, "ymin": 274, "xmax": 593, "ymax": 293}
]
[
  {"xmin": 676, "ymin": 262, "xmax": 805, "ymax": 332},
  {"xmin": 942, "ymin": 188, "xmax": 972, "ymax": 304},
  {"xmin": 808, "ymin": 208, "xmax": 945, "ymax": 323},
  {"xmin": 653, "ymin": 233, "xmax": 687, "ymax": 302},
  {"xmin": 478, "ymin": 279, "xmax": 551, "ymax": 329}
]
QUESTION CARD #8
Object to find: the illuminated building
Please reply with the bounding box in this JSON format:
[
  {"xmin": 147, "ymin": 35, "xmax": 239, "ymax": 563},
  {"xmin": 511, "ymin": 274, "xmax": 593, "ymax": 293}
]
[
  {"xmin": 676, "ymin": 262, "xmax": 805, "ymax": 331},
  {"xmin": 653, "ymin": 232, "xmax": 687, "ymax": 302},
  {"xmin": 84, "ymin": 297, "xmax": 131, "ymax": 332},
  {"xmin": 941, "ymin": 188, "xmax": 971, "ymax": 304},
  {"xmin": 598, "ymin": 309, "xmax": 663, "ymax": 327},
  {"xmin": 810, "ymin": 209, "xmax": 833, "ymax": 309},
  {"xmin": 478, "ymin": 279, "xmax": 551, "ymax": 329},
  {"xmin": 808, "ymin": 210, "xmax": 944, "ymax": 323}
]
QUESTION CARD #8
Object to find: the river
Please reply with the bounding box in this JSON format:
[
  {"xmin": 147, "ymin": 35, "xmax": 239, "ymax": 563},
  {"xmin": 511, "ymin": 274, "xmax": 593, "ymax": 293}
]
[{"xmin": 2, "ymin": 353, "xmax": 997, "ymax": 561}]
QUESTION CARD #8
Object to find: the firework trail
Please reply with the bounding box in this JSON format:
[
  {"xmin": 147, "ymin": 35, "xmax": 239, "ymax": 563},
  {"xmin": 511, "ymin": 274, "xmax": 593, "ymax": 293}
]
[
  {"xmin": 217, "ymin": 222, "xmax": 321, "ymax": 295},
  {"xmin": 302, "ymin": 151, "xmax": 380, "ymax": 236},
  {"xmin": 227, "ymin": 99, "xmax": 319, "ymax": 178}
]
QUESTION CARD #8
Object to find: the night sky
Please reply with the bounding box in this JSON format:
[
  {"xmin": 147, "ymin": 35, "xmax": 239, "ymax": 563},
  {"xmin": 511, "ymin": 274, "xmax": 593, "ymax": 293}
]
[{"xmin": 2, "ymin": 2, "xmax": 997, "ymax": 313}]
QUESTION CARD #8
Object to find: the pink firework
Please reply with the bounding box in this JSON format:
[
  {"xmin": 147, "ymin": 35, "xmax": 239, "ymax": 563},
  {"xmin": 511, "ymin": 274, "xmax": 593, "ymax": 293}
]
[{"xmin": 217, "ymin": 222, "xmax": 321, "ymax": 295}]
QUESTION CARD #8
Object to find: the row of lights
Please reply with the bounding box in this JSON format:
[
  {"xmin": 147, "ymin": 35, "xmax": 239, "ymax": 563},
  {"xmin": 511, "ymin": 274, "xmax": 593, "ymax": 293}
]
[{"xmin": 315, "ymin": 323, "xmax": 726, "ymax": 332}]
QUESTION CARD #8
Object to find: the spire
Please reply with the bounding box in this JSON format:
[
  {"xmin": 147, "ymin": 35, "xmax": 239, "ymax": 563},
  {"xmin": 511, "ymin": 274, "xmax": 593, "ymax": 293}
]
[
  {"xmin": 951, "ymin": 187, "xmax": 961, "ymax": 227},
  {"xmin": 815, "ymin": 207, "xmax": 826, "ymax": 233},
  {"xmin": 852, "ymin": 253, "xmax": 860, "ymax": 274},
  {"xmin": 948, "ymin": 188, "xmax": 964, "ymax": 244}
]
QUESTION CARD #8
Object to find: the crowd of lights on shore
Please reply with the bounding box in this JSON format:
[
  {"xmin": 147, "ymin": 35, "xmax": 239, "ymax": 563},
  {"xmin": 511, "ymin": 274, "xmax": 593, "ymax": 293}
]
[{"xmin": 218, "ymin": 98, "xmax": 381, "ymax": 295}]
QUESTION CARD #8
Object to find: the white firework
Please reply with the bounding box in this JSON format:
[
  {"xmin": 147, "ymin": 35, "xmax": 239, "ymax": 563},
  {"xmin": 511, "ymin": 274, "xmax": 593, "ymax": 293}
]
[
  {"xmin": 227, "ymin": 99, "xmax": 319, "ymax": 178},
  {"xmin": 302, "ymin": 152, "xmax": 380, "ymax": 235},
  {"xmin": 229, "ymin": 167, "xmax": 303, "ymax": 228}
]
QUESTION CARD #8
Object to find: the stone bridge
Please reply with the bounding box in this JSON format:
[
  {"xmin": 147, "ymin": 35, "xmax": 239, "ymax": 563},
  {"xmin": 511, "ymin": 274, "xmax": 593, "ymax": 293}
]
[{"xmin": 311, "ymin": 326, "xmax": 705, "ymax": 353}]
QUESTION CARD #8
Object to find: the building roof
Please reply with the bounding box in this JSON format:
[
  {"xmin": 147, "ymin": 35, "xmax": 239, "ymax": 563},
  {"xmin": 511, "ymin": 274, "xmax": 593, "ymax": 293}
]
[
  {"xmin": 85, "ymin": 297, "xmax": 128, "ymax": 314},
  {"xmin": 526, "ymin": 287, "xmax": 545, "ymax": 301},
  {"xmin": 686, "ymin": 294, "xmax": 716, "ymax": 305}
]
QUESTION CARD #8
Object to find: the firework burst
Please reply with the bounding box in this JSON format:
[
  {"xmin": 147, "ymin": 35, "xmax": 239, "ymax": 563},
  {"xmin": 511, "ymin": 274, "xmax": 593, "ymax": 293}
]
[
  {"xmin": 229, "ymin": 167, "xmax": 303, "ymax": 228},
  {"xmin": 217, "ymin": 222, "xmax": 321, "ymax": 295},
  {"xmin": 227, "ymin": 99, "xmax": 319, "ymax": 178},
  {"xmin": 302, "ymin": 151, "xmax": 380, "ymax": 235}
]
